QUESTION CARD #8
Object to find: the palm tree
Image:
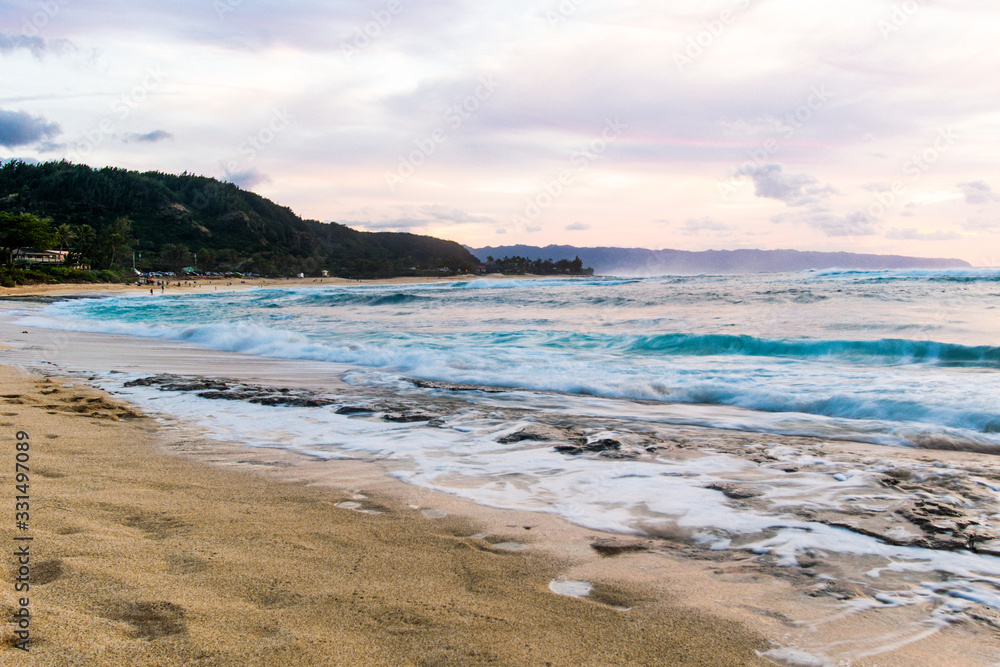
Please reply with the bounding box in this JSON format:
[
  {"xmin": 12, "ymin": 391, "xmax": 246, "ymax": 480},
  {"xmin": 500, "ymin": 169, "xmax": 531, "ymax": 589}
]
[
  {"xmin": 73, "ymin": 225, "xmax": 97, "ymax": 268},
  {"xmin": 55, "ymin": 224, "xmax": 75, "ymax": 251},
  {"xmin": 100, "ymin": 217, "xmax": 133, "ymax": 269}
]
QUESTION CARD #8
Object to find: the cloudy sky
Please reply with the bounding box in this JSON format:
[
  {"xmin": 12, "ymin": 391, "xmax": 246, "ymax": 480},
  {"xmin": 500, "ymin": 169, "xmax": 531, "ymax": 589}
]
[{"xmin": 1, "ymin": 0, "xmax": 998, "ymax": 264}]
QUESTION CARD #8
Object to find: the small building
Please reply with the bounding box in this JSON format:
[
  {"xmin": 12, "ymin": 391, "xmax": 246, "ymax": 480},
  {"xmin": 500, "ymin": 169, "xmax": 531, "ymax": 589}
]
[
  {"xmin": 321, "ymin": 270, "xmax": 329, "ymax": 277},
  {"xmin": 13, "ymin": 248, "xmax": 69, "ymax": 266}
]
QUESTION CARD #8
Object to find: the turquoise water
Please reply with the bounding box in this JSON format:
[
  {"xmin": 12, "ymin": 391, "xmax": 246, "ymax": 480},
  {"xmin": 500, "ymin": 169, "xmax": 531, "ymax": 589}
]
[{"xmin": 22, "ymin": 268, "xmax": 1000, "ymax": 451}]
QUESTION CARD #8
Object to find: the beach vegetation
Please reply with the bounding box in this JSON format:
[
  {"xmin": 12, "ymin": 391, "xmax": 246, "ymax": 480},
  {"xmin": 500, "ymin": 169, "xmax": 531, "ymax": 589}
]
[
  {"xmin": 0, "ymin": 212, "xmax": 57, "ymax": 265},
  {"xmin": 486, "ymin": 254, "xmax": 593, "ymax": 276},
  {"xmin": 0, "ymin": 160, "xmax": 480, "ymax": 281}
]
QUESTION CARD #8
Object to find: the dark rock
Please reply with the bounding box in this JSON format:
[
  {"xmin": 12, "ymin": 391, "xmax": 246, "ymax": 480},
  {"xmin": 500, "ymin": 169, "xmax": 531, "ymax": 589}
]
[
  {"xmin": 165, "ymin": 381, "xmax": 230, "ymax": 392},
  {"xmin": 197, "ymin": 391, "xmax": 241, "ymax": 401},
  {"xmin": 408, "ymin": 378, "xmax": 510, "ymax": 393},
  {"xmin": 707, "ymin": 483, "xmax": 764, "ymax": 500},
  {"xmin": 248, "ymin": 395, "xmax": 335, "ymax": 407},
  {"xmin": 125, "ymin": 375, "xmax": 229, "ymax": 392},
  {"xmin": 913, "ymin": 500, "xmax": 964, "ymax": 518},
  {"xmin": 336, "ymin": 405, "xmax": 377, "ymax": 415},
  {"xmin": 383, "ymin": 412, "xmax": 436, "ymax": 423},
  {"xmin": 591, "ymin": 538, "xmax": 651, "ymax": 556},
  {"xmin": 498, "ymin": 429, "xmax": 552, "ymax": 444},
  {"xmin": 556, "ymin": 438, "xmax": 622, "ymax": 456},
  {"xmin": 124, "ymin": 375, "xmax": 171, "ymax": 388},
  {"xmin": 126, "ymin": 374, "xmax": 343, "ymax": 409},
  {"xmin": 585, "ymin": 438, "xmax": 621, "ymax": 452},
  {"xmin": 600, "ymin": 451, "xmax": 638, "ymax": 460}
]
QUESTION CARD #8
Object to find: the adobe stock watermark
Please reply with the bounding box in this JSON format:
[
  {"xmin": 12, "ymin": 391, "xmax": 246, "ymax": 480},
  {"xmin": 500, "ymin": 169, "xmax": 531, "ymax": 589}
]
[
  {"xmin": 717, "ymin": 84, "xmax": 832, "ymax": 201},
  {"xmin": 674, "ymin": 0, "xmax": 752, "ymax": 72},
  {"xmin": 213, "ymin": 0, "xmax": 243, "ymax": 19},
  {"xmin": 852, "ymin": 127, "xmax": 959, "ymax": 231},
  {"xmin": 384, "ymin": 75, "xmax": 500, "ymax": 191},
  {"xmin": 19, "ymin": 0, "xmax": 70, "ymax": 37},
  {"xmin": 40, "ymin": 330, "xmax": 72, "ymax": 364},
  {"xmin": 511, "ymin": 117, "xmax": 627, "ymax": 229},
  {"xmin": 225, "ymin": 108, "xmax": 294, "ymax": 171},
  {"xmin": 878, "ymin": 1, "xmax": 922, "ymax": 39},
  {"xmin": 67, "ymin": 66, "xmax": 167, "ymax": 163},
  {"xmin": 341, "ymin": 0, "xmax": 404, "ymax": 62},
  {"xmin": 544, "ymin": 0, "xmax": 584, "ymax": 29}
]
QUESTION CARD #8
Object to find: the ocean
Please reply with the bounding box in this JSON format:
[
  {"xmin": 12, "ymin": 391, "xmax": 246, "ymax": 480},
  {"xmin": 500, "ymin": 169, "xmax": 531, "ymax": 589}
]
[
  {"xmin": 21, "ymin": 269, "xmax": 1000, "ymax": 451},
  {"xmin": 6, "ymin": 268, "xmax": 1000, "ymax": 653}
]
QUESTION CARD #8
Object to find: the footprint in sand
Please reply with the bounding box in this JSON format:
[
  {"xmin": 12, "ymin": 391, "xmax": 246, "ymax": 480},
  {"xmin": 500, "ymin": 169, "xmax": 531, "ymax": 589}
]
[
  {"xmin": 32, "ymin": 559, "xmax": 64, "ymax": 585},
  {"xmin": 102, "ymin": 600, "xmax": 187, "ymax": 639},
  {"xmin": 549, "ymin": 579, "xmax": 634, "ymax": 611},
  {"xmin": 335, "ymin": 501, "xmax": 385, "ymax": 515},
  {"xmin": 549, "ymin": 579, "xmax": 592, "ymax": 598}
]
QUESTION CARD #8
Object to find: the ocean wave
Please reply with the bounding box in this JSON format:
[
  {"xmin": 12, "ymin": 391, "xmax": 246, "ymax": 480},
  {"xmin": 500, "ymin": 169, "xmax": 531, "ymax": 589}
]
[
  {"xmin": 18, "ymin": 314, "xmax": 1000, "ymax": 442},
  {"xmin": 625, "ymin": 333, "xmax": 1000, "ymax": 368},
  {"xmin": 810, "ymin": 268, "xmax": 1000, "ymax": 282}
]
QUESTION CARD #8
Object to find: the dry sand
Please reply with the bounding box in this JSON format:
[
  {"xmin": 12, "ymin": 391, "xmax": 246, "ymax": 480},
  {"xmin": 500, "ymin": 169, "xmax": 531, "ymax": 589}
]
[{"xmin": 0, "ymin": 364, "xmax": 772, "ymax": 666}]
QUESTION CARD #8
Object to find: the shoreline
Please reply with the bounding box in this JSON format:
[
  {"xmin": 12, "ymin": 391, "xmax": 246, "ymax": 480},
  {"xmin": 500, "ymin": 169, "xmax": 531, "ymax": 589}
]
[
  {"xmin": 0, "ymin": 273, "xmax": 548, "ymax": 299},
  {"xmin": 0, "ymin": 362, "xmax": 774, "ymax": 665},
  {"xmin": 3, "ymin": 289, "xmax": 1000, "ymax": 664}
]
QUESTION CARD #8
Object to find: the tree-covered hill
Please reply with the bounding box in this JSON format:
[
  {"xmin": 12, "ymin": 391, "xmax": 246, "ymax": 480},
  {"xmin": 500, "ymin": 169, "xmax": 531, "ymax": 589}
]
[{"xmin": 0, "ymin": 161, "xmax": 478, "ymax": 278}]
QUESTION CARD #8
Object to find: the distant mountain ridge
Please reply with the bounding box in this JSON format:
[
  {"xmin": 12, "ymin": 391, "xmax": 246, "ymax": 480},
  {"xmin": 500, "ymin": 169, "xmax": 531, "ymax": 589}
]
[{"xmin": 469, "ymin": 245, "xmax": 971, "ymax": 276}]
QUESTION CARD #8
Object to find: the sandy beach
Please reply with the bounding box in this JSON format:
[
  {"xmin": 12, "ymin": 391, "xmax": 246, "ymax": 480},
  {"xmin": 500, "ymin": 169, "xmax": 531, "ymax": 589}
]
[
  {"xmin": 2, "ymin": 281, "xmax": 999, "ymax": 666},
  {"xmin": 0, "ymin": 274, "xmax": 526, "ymax": 299},
  {"xmin": 0, "ymin": 363, "xmax": 775, "ymax": 665}
]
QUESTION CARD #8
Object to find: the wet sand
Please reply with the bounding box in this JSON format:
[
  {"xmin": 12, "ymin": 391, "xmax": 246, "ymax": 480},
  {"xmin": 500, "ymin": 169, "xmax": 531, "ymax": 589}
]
[{"xmin": 0, "ymin": 364, "xmax": 771, "ymax": 665}]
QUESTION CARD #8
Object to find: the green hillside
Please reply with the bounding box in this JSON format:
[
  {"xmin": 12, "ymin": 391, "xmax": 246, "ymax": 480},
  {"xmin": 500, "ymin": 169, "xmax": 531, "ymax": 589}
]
[{"xmin": 0, "ymin": 161, "xmax": 478, "ymax": 278}]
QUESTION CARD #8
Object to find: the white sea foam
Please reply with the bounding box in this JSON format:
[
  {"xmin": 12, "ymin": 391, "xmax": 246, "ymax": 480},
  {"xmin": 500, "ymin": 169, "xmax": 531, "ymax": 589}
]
[
  {"xmin": 20, "ymin": 305, "xmax": 1000, "ymax": 453},
  {"xmin": 104, "ymin": 374, "xmax": 1000, "ymax": 624}
]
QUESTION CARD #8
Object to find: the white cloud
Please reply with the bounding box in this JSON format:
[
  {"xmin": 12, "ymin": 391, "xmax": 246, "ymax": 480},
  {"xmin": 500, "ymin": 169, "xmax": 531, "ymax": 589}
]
[
  {"xmin": 775, "ymin": 210, "xmax": 879, "ymax": 238},
  {"xmin": 957, "ymin": 181, "xmax": 1000, "ymax": 205},
  {"xmin": 222, "ymin": 167, "xmax": 271, "ymax": 189},
  {"xmin": 121, "ymin": 130, "xmax": 173, "ymax": 144},
  {"xmin": 341, "ymin": 204, "xmax": 495, "ymax": 232},
  {"xmin": 885, "ymin": 228, "xmax": 961, "ymax": 241},
  {"xmin": 740, "ymin": 164, "xmax": 838, "ymax": 207},
  {"xmin": 682, "ymin": 217, "xmax": 732, "ymax": 235}
]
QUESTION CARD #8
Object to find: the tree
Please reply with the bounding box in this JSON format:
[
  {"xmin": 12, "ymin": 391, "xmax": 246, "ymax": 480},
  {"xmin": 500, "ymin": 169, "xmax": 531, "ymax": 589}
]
[
  {"xmin": 161, "ymin": 244, "xmax": 191, "ymax": 273},
  {"xmin": 55, "ymin": 223, "xmax": 75, "ymax": 251},
  {"xmin": 99, "ymin": 216, "xmax": 134, "ymax": 269},
  {"xmin": 72, "ymin": 225, "xmax": 97, "ymax": 268},
  {"xmin": 0, "ymin": 212, "xmax": 56, "ymax": 265},
  {"xmin": 196, "ymin": 247, "xmax": 217, "ymax": 269}
]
